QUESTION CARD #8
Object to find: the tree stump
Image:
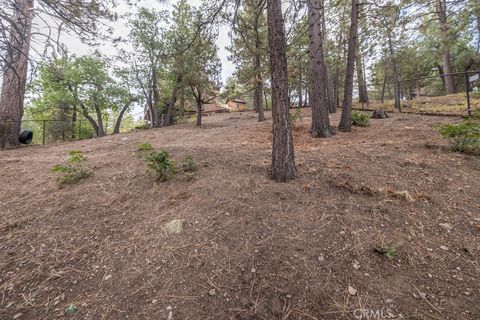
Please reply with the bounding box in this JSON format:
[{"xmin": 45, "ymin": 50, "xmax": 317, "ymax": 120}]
[{"xmin": 371, "ymin": 110, "xmax": 389, "ymax": 119}]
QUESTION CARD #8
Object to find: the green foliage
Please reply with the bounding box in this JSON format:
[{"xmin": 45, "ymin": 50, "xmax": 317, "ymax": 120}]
[
  {"xmin": 68, "ymin": 150, "xmax": 87, "ymax": 163},
  {"xmin": 227, "ymin": 0, "xmax": 269, "ymax": 102},
  {"xmin": 137, "ymin": 142, "xmax": 154, "ymax": 152},
  {"xmin": 375, "ymin": 244, "xmax": 397, "ymax": 260},
  {"xmin": 28, "ymin": 55, "xmax": 136, "ymax": 139},
  {"xmin": 438, "ymin": 115, "xmax": 480, "ymax": 153},
  {"xmin": 385, "ymin": 245, "xmax": 397, "ymax": 259},
  {"xmin": 351, "ymin": 111, "xmax": 370, "ymax": 127},
  {"xmin": 289, "ymin": 108, "xmax": 303, "ymax": 124},
  {"xmin": 145, "ymin": 150, "xmax": 176, "ymax": 181},
  {"xmin": 182, "ymin": 155, "xmax": 197, "ymax": 172},
  {"xmin": 65, "ymin": 304, "xmax": 77, "ymax": 315},
  {"xmin": 52, "ymin": 151, "xmax": 92, "ymax": 188}
]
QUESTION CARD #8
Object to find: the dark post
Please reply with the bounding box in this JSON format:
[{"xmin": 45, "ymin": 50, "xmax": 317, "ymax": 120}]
[
  {"xmin": 397, "ymin": 81, "xmax": 401, "ymax": 112},
  {"xmin": 465, "ymin": 71, "xmax": 471, "ymax": 117},
  {"xmin": 78, "ymin": 120, "xmax": 82, "ymax": 140},
  {"xmin": 42, "ymin": 120, "xmax": 46, "ymax": 145}
]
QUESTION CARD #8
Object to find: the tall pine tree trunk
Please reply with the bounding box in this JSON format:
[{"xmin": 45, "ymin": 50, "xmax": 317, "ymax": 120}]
[
  {"xmin": 356, "ymin": 43, "xmax": 368, "ymax": 103},
  {"xmin": 387, "ymin": 31, "xmax": 400, "ymax": 110},
  {"xmin": 339, "ymin": 0, "xmax": 359, "ymax": 132},
  {"xmin": 436, "ymin": 0, "xmax": 455, "ymax": 94},
  {"xmin": 325, "ymin": 66, "xmax": 336, "ymax": 113},
  {"xmin": 0, "ymin": 0, "xmax": 34, "ymax": 148},
  {"xmin": 308, "ymin": 0, "xmax": 333, "ymax": 137},
  {"xmin": 253, "ymin": 12, "xmax": 265, "ymax": 122},
  {"xmin": 298, "ymin": 62, "xmax": 303, "ymax": 107},
  {"xmin": 267, "ymin": 0, "xmax": 296, "ymax": 181}
]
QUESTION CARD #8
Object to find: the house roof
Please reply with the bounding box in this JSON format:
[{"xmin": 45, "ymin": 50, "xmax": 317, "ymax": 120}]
[{"xmin": 229, "ymin": 99, "xmax": 247, "ymax": 104}]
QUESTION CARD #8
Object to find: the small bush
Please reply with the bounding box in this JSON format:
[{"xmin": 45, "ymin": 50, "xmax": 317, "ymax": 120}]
[
  {"xmin": 52, "ymin": 151, "xmax": 92, "ymax": 188},
  {"xmin": 137, "ymin": 142, "xmax": 154, "ymax": 152},
  {"xmin": 182, "ymin": 155, "xmax": 197, "ymax": 172},
  {"xmin": 438, "ymin": 116, "xmax": 480, "ymax": 153},
  {"xmin": 351, "ymin": 111, "xmax": 369, "ymax": 126},
  {"xmin": 290, "ymin": 108, "xmax": 303, "ymax": 124},
  {"xmin": 385, "ymin": 245, "xmax": 397, "ymax": 259},
  {"xmin": 68, "ymin": 150, "xmax": 87, "ymax": 163},
  {"xmin": 145, "ymin": 150, "xmax": 176, "ymax": 181},
  {"xmin": 374, "ymin": 244, "xmax": 397, "ymax": 260},
  {"xmin": 134, "ymin": 123, "xmax": 150, "ymax": 130}
]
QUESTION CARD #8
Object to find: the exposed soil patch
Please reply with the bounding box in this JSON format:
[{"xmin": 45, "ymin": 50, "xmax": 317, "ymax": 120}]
[{"xmin": 1, "ymin": 110, "xmax": 479, "ymax": 320}]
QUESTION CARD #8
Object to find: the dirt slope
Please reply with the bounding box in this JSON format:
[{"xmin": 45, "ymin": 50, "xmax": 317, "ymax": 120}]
[{"xmin": 1, "ymin": 110, "xmax": 479, "ymax": 320}]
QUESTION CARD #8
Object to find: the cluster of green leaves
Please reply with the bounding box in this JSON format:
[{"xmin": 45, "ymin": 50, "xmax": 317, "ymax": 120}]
[
  {"xmin": 137, "ymin": 142, "xmax": 198, "ymax": 181},
  {"xmin": 289, "ymin": 108, "xmax": 303, "ymax": 124},
  {"xmin": 137, "ymin": 142, "xmax": 154, "ymax": 152},
  {"xmin": 182, "ymin": 155, "xmax": 197, "ymax": 173},
  {"xmin": 351, "ymin": 111, "xmax": 370, "ymax": 127},
  {"xmin": 28, "ymin": 55, "xmax": 137, "ymax": 140},
  {"xmin": 374, "ymin": 244, "xmax": 397, "ymax": 260},
  {"xmin": 137, "ymin": 143, "xmax": 176, "ymax": 181},
  {"xmin": 438, "ymin": 114, "xmax": 480, "ymax": 153},
  {"xmin": 124, "ymin": 1, "xmax": 221, "ymax": 124},
  {"xmin": 51, "ymin": 151, "xmax": 92, "ymax": 188},
  {"xmin": 144, "ymin": 151, "xmax": 176, "ymax": 182}
]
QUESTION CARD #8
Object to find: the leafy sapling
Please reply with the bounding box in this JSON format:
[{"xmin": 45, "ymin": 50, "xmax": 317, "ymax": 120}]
[
  {"xmin": 351, "ymin": 111, "xmax": 370, "ymax": 127},
  {"xmin": 145, "ymin": 150, "xmax": 176, "ymax": 181},
  {"xmin": 182, "ymin": 155, "xmax": 197, "ymax": 172},
  {"xmin": 438, "ymin": 113, "xmax": 480, "ymax": 153},
  {"xmin": 52, "ymin": 150, "xmax": 92, "ymax": 188}
]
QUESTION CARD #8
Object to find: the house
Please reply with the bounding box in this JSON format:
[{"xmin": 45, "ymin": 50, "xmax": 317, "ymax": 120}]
[{"xmin": 226, "ymin": 99, "xmax": 247, "ymax": 112}]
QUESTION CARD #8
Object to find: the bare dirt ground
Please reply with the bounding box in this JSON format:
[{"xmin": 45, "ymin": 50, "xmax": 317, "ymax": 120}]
[
  {"xmin": 353, "ymin": 94, "xmax": 480, "ymax": 116},
  {"xmin": 1, "ymin": 109, "xmax": 479, "ymax": 320}
]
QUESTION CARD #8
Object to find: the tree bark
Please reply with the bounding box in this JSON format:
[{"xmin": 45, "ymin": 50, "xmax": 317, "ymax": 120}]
[
  {"xmin": 308, "ymin": 0, "xmax": 334, "ymax": 137},
  {"xmin": 112, "ymin": 102, "xmax": 131, "ymax": 134},
  {"xmin": 163, "ymin": 76, "xmax": 180, "ymax": 127},
  {"xmin": 297, "ymin": 61, "xmax": 303, "ymax": 107},
  {"xmin": 339, "ymin": 0, "xmax": 359, "ymax": 132},
  {"xmin": 94, "ymin": 104, "xmax": 105, "ymax": 137},
  {"xmin": 79, "ymin": 104, "xmax": 100, "ymax": 136},
  {"xmin": 151, "ymin": 68, "xmax": 161, "ymax": 127},
  {"xmin": 381, "ymin": 74, "xmax": 387, "ymax": 103},
  {"xmin": 436, "ymin": 0, "xmax": 456, "ymax": 94},
  {"xmin": 325, "ymin": 66, "xmax": 336, "ymax": 113},
  {"xmin": 267, "ymin": 0, "xmax": 296, "ymax": 181},
  {"xmin": 71, "ymin": 106, "xmax": 77, "ymax": 139},
  {"xmin": 0, "ymin": 0, "xmax": 34, "ymax": 148},
  {"xmin": 387, "ymin": 30, "xmax": 400, "ymax": 110},
  {"xmin": 253, "ymin": 13, "xmax": 265, "ymax": 122},
  {"xmin": 196, "ymin": 99, "xmax": 202, "ymax": 126},
  {"xmin": 255, "ymin": 78, "xmax": 265, "ymax": 121},
  {"xmin": 356, "ymin": 43, "xmax": 369, "ymax": 104}
]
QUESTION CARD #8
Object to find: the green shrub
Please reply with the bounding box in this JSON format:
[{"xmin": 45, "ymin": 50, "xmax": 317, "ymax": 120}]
[
  {"xmin": 351, "ymin": 111, "xmax": 370, "ymax": 126},
  {"xmin": 289, "ymin": 108, "xmax": 303, "ymax": 124},
  {"xmin": 145, "ymin": 150, "xmax": 176, "ymax": 181},
  {"xmin": 134, "ymin": 123, "xmax": 150, "ymax": 130},
  {"xmin": 385, "ymin": 245, "xmax": 397, "ymax": 259},
  {"xmin": 182, "ymin": 155, "xmax": 197, "ymax": 172},
  {"xmin": 438, "ymin": 115, "xmax": 480, "ymax": 153},
  {"xmin": 137, "ymin": 142, "xmax": 154, "ymax": 152},
  {"xmin": 68, "ymin": 150, "xmax": 87, "ymax": 163},
  {"xmin": 52, "ymin": 151, "xmax": 92, "ymax": 188}
]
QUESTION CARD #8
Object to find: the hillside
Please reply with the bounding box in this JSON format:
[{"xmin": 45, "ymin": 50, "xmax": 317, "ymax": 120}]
[{"xmin": 1, "ymin": 110, "xmax": 479, "ymax": 320}]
